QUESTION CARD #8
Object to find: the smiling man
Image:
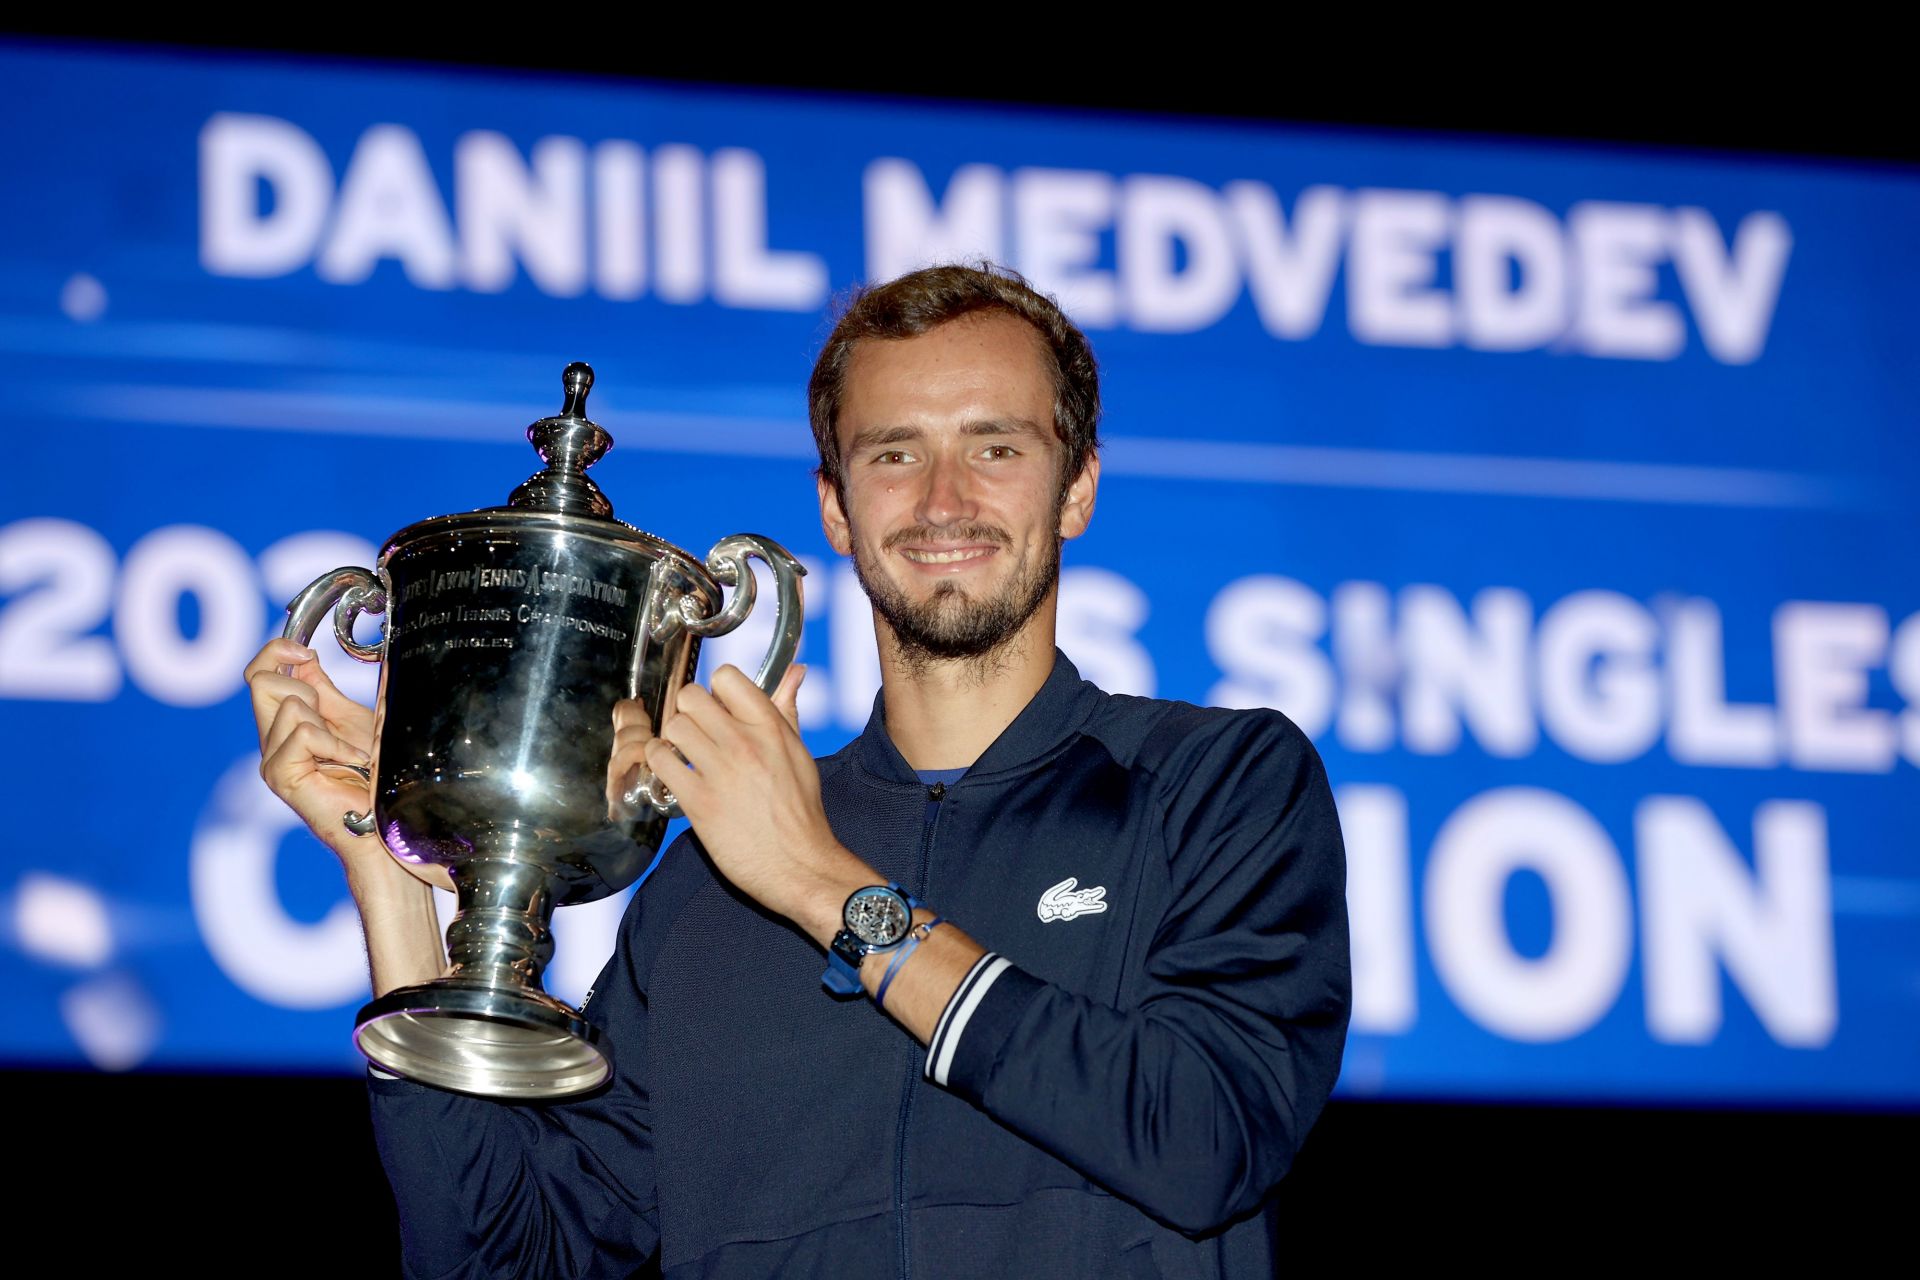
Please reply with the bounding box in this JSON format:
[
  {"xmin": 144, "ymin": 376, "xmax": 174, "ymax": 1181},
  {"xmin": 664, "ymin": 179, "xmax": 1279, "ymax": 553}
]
[{"xmin": 248, "ymin": 262, "xmax": 1350, "ymax": 1278}]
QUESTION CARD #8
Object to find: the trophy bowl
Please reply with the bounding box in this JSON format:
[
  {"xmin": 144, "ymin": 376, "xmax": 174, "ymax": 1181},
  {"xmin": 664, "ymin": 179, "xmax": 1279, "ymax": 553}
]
[{"xmin": 281, "ymin": 362, "xmax": 804, "ymax": 1099}]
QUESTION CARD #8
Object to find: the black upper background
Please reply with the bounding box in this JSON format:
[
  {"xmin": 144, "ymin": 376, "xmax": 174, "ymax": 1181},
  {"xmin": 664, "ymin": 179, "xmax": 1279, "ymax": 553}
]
[{"xmin": 10, "ymin": 29, "xmax": 1917, "ymax": 166}]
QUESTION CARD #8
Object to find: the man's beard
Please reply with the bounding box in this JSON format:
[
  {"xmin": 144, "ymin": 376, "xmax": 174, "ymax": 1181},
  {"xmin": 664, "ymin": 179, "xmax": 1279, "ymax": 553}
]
[{"xmin": 852, "ymin": 520, "xmax": 1059, "ymax": 676}]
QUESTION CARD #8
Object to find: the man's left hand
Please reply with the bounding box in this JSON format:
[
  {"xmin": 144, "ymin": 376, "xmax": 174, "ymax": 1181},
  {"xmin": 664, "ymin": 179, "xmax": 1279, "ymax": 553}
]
[{"xmin": 619, "ymin": 665, "xmax": 872, "ymax": 947}]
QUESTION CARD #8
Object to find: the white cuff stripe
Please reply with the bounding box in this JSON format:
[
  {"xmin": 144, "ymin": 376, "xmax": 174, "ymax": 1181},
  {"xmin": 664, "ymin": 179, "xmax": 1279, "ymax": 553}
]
[
  {"xmin": 368, "ymin": 1066, "xmax": 401, "ymax": 1080},
  {"xmin": 929, "ymin": 955, "xmax": 1012, "ymax": 1087},
  {"xmin": 927, "ymin": 952, "xmax": 995, "ymax": 1070}
]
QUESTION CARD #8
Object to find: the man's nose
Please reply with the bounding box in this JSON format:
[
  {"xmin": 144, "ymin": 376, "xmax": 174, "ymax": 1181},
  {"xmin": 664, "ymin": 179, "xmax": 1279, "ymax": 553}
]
[{"xmin": 915, "ymin": 452, "xmax": 977, "ymax": 528}]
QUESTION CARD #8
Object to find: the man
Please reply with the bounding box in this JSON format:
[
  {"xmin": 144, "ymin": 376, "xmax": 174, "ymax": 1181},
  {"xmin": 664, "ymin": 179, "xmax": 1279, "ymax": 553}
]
[{"xmin": 246, "ymin": 263, "xmax": 1350, "ymax": 1278}]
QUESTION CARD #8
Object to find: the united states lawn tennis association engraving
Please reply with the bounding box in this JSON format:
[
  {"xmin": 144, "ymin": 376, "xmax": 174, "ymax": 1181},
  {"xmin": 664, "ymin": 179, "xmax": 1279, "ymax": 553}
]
[{"xmin": 388, "ymin": 564, "xmax": 634, "ymax": 658}]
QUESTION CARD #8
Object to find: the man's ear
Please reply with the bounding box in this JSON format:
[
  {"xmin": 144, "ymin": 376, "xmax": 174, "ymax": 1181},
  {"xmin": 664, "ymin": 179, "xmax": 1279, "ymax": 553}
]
[
  {"xmin": 1058, "ymin": 451, "xmax": 1100, "ymax": 541},
  {"xmin": 818, "ymin": 473, "xmax": 853, "ymax": 556}
]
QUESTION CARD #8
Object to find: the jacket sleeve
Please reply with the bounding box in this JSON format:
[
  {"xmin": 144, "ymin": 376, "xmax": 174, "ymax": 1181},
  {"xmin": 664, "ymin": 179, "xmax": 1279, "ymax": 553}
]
[
  {"xmin": 366, "ymin": 870, "xmax": 663, "ymax": 1279},
  {"xmin": 922, "ymin": 711, "xmax": 1351, "ymax": 1235}
]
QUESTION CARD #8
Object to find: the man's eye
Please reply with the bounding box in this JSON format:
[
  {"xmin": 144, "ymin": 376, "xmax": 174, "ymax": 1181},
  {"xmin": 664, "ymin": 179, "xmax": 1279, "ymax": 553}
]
[
  {"xmin": 981, "ymin": 445, "xmax": 1019, "ymax": 460},
  {"xmin": 875, "ymin": 450, "xmax": 913, "ymax": 464}
]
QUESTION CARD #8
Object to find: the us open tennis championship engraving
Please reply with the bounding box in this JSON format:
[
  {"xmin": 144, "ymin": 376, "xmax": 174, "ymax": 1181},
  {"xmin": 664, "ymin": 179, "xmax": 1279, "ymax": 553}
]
[{"xmin": 281, "ymin": 362, "xmax": 804, "ymax": 1099}]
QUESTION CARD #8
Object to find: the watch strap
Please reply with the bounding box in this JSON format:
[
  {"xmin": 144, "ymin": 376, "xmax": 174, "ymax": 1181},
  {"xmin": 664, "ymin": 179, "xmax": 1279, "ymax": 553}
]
[{"xmin": 823, "ymin": 930, "xmax": 867, "ymax": 995}]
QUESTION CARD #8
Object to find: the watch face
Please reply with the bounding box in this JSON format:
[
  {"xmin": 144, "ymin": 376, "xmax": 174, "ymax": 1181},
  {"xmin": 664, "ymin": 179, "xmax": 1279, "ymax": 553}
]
[{"xmin": 844, "ymin": 887, "xmax": 911, "ymax": 946}]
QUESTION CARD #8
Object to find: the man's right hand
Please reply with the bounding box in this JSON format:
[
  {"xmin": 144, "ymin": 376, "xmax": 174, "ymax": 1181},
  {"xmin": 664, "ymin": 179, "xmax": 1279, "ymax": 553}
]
[
  {"xmin": 244, "ymin": 637, "xmax": 450, "ymax": 892},
  {"xmin": 244, "ymin": 637, "xmax": 451, "ymax": 996}
]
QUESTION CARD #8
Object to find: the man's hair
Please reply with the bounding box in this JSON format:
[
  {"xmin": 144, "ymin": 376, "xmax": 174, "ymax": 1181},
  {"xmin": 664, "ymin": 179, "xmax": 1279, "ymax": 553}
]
[{"xmin": 807, "ymin": 262, "xmax": 1101, "ymax": 498}]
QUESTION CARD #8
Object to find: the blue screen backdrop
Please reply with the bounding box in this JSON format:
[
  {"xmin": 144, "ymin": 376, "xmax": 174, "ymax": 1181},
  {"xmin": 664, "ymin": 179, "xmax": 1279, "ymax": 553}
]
[{"xmin": 1, "ymin": 43, "xmax": 1915, "ymax": 1105}]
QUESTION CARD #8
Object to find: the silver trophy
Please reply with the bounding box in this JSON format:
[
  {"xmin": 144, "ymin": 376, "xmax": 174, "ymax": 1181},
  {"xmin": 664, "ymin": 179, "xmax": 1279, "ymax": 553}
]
[{"xmin": 281, "ymin": 362, "xmax": 804, "ymax": 1099}]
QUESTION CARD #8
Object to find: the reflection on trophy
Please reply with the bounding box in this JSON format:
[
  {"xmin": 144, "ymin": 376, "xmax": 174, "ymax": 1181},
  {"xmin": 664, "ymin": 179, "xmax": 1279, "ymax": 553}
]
[{"xmin": 281, "ymin": 362, "xmax": 804, "ymax": 1100}]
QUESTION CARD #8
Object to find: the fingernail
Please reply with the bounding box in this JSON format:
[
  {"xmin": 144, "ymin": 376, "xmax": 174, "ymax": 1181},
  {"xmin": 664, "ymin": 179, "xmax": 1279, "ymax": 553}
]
[{"xmin": 290, "ymin": 643, "xmax": 315, "ymax": 659}]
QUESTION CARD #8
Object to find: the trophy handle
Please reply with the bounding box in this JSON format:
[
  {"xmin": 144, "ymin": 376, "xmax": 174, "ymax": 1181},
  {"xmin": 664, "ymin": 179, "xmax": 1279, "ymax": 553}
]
[
  {"xmin": 281, "ymin": 566, "xmax": 388, "ymax": 838},
  {"xmin": 627, "ymin": 534, "xmax": 807, "ymax": 816}
]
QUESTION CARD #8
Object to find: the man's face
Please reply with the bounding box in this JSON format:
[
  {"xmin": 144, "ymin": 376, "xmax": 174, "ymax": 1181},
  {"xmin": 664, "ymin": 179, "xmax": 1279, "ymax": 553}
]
[{"xmin": 819, "ymin": 310, "xmax": 1097, "ymax": 666}]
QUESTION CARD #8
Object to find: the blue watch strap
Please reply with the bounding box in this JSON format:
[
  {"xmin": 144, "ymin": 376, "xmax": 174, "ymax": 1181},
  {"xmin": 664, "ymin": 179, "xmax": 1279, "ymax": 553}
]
[{"xmin": 823, "ymin": 936, "xmax": 865, "ymax": 995}]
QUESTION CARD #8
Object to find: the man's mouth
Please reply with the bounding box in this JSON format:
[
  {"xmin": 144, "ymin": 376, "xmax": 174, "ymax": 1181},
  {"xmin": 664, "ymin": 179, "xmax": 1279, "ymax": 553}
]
[{"xmin": 898, "ymin": 545, "xmax": 998, "ymax": 566}]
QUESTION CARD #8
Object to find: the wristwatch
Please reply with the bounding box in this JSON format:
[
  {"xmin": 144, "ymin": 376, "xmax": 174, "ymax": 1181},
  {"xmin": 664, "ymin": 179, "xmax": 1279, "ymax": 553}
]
[{"xmin": 822, "ymin": 883, "xmax": 920, "ymax": 995}]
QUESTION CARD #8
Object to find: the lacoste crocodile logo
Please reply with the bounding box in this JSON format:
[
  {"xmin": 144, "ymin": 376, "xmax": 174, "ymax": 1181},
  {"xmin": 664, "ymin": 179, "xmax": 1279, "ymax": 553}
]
[{"xmin": 1037, "ymin": 877, "xmax": 1108, "ymax": 923}]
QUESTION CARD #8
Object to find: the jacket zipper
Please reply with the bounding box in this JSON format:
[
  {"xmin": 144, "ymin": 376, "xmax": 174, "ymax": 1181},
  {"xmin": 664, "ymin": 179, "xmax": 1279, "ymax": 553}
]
[{"xmin": 895, "ymin": 780, "xmax": 945, "ymax": 1279}]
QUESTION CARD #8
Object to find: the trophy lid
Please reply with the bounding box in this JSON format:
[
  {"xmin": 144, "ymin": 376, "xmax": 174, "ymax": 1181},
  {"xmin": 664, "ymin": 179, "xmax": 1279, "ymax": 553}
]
[
  {"xmin": 380, "ymin": 359, "xmax": 717, "ymax": 587},
  {"xmin": 506, "ymin": 362, "xmax": 615, "ymax": 518}
]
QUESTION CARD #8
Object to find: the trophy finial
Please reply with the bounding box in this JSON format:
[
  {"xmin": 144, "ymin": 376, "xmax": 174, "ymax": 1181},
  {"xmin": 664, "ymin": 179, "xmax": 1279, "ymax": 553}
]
[
  {"xmin": 508, "ymin": 360, "xmax": 614, "ymax": 517},
  {"xmin": 561, "ymin": 362, "xmax": 593, "ymax": 417}
]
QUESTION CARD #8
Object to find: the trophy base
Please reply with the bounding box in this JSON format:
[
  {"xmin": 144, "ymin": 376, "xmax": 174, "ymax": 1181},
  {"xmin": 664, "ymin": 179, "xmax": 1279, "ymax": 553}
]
[{"xmin": 354, "ymin": 980, "xmax": 611, "ymax": 1100}]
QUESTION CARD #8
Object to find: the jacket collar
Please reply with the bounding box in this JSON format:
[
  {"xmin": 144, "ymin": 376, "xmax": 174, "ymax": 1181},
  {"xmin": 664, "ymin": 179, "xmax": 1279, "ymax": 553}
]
[{"xmin": 854, "ymin": 648, "xmax": 1102, "ymax": 786}]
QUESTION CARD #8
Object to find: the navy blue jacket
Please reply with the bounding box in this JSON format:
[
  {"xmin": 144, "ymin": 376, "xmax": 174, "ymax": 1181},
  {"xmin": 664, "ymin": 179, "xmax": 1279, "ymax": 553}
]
[{"xmin": 369, "ymin": 651, "xmax": 1350, "ymax": 1278}]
